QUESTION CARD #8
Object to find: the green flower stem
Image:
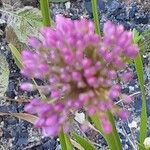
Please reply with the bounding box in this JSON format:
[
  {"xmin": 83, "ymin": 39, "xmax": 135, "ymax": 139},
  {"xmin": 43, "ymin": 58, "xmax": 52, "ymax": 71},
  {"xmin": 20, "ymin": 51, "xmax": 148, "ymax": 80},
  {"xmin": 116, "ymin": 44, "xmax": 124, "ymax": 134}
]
[
  {"xmin": 133, "ymin": 30, "xmax": 147, "ymax": 150},
  {"xmin": 91, "ymin": 111, "xmax": 122, "ymax": 150},
  {"xmin": 134, "ymin": 53, "xmax": 147, "ymax": 149},
  {"xmin": 40, "ymin": 0, "xmax": 51, "ymax": 26},
  {"xmin": 39, "ymin": 2, "xmax": 73, "ymax": 150},
  {"xmin": 59, "ymin": 129, "xmax": 73, "ymax": 150},
  {"xmin": 91, "ymin": 1, "xmax": 122, "ymax": 149},
  {"xmin": 91, "ymin": 0, "xmax": 101, "ymax": 35}
]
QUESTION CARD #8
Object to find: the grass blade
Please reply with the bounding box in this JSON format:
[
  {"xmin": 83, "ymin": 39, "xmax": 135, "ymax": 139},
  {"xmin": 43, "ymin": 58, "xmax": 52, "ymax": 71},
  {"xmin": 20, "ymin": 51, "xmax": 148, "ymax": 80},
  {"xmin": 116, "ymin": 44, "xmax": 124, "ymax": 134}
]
[
  {"xmin": 133, "ymin": 30, "xmax": 147, "ymax": 149},
  {"xmin": 59, "ymin": 129, "xmax": 73, "ymax": 150},
  {"xmin": 8, "ymin": 43, "xmax": 23, "ymax": 68},
  {"xmin": 70, "ymin": 139, "xmax": 84, "ymax": 150},
  {"xmin": 134, "ymin": 53, "xmax": 147, "ymax": 147},
  {"xmin": 40, "ymin": 0, "xmax": 51, "ymax": 26},
  {"xmin": 72, "ymin": 132, "xmax": 96, "ymax": 150},
  {"xmin": 91, "ymin": 111, "xmax": 122, "ymax": 150},
  {"xmin": 91, "ymin": 0, "xmax": 100, "ymax": 35}
]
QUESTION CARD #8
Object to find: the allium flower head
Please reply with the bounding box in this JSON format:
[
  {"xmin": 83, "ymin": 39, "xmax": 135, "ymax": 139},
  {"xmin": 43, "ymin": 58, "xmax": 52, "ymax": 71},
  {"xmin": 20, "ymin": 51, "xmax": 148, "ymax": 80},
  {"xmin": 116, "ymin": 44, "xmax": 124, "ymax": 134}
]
[{"xmin": 21, "ymin": 15, "xmax": 139, "ymax": 136}]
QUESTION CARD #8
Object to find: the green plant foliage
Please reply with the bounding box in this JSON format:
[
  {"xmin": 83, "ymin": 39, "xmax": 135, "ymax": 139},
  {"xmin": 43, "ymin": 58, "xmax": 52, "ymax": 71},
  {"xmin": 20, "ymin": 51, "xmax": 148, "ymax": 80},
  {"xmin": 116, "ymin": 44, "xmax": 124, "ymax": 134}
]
[
  {"xmin": 133, "ymin": 29, "xmax": 143, "ymax": 44},
  {"xmin": 133, "ymin": 29, "xmax": 144, "ymax": 56},
  {"xmin": 91, "ymin": 0, "xmax": 101, "ymax": 35},
  {"xmin": 40, "ymin": 0, "xmax": 51, "ymax": 26},
  {"xmin": 133, "ymin": 28, "xmax": 150, "ymax": 56},
  {"xmin": 0, "ymin": 54, "xmax": 9, "ymax": 97},
  {"xmin": 72, "ymin": 132, "xmax": 96, "ymax": 150},
  {"xmin": 1, "ymin": 6, "xmax": 43, "ymax": 43},
  {"xmin": 49, "ymin": 0, "xmax": 68, "ymax": 3},
  {"xmin": 91, "ymin": 112, "xmax": 122, "ymax": 150},
  {"xmin": 133, "ymin": 30, "xmax": 147, "ymax": 150},
  {"xmin": 141, "ymin": 29, "xmax": 150, "ymax": 52},
  {"xmin": 59, "ymin": 129, "xmax": 73, "ymax": 150},
  {"xmin": 6, "ymin": 26, "xmax": 27, "ymax": 52},
  {"xmin": 8, "ymin": 43, "xmax": 23, "ymax": 68}
]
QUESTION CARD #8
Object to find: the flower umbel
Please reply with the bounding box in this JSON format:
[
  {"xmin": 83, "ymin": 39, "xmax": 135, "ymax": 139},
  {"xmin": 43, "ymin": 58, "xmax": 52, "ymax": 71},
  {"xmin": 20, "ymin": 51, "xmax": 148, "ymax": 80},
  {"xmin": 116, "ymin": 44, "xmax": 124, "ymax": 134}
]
[{"xmin": 21, "ymin": 15, "xmax": 139, "ymax": 136}]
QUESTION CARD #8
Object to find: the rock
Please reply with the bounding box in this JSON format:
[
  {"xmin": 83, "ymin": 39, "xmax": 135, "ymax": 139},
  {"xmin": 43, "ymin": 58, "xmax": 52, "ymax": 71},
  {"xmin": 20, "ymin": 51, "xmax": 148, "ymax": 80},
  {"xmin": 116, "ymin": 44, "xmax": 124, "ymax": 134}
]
[
  {"xmin": 42, "ymin": 140, "xmax": 56, "ymax": 150},
  {"xmin": 42, "ymin": 137, "xmax": 52, "ymax": 143},
  {"xmin": 123, "ymin": 122, "xmax": 131, "ymax": 134},
  {"xmin": 65, "ymin": 2, "xmax": 71, "ymax": 10},
  {"xmin": 1, "ymin": 0, "xmax": 12, "ymax": 5},
  {"xmin": 0, "ymin": 106, "xmax": 8, "ymax": 112},
  {"xmin": 119, "ymin": 132, "xmax": 125, "ymax": 140},
  {"xmin": 115, "ymin": 11, "xmax": 128, "ymax": 21},
  {"xmin": 129, "ymin": 4, "xmax": 138, "ymax": 19},
  {"xmin": 20, "ymin": 120, "xmax": 30, "ymax": 128},
  {"xmin": 1, "ymin": 0, "xmax": 39, "ymax": 8},
  {"xmin": 133, "ymin": 96, "xmax": 142, "ymax": 116},
  {"xmin": 20, "ymin": 0, "xmax": 39, "ymax": 7},
  {"xmin": 119, "ymin": 21, "xmax": 131, "ymax": 30},
  {"xmin": 129, "ymin": 2, "xmax": 149, "ymax": 24},
  {"xmin": 134, "ymin": 13, "xmax": 149, "ymax": 24},
  {"xmin": 0, "ymin": 0, "xmax": 2, "ymax": 6},
  {"xmin": 106, "ymin": 0, "xmax": 121, "ymax": 16},
  {"xmin": 84, "ymin": 0, "xmax": 105, "ymax": 18},
  {"xmin": 36, "ymin": 139, "xmax": 57, "ymax": 150},
  {"xmin": 6, "ymin": 80, "xmax": 17, "ymax": 98},
  {"xmin": 133, "ymin": 96, "xmax": 150, "ymax": 116},
  {"xmin": 5, "ymin": 117, "xmax": 19, "ymax": 126},
  {"xmin": 17, "ymin": 104, "xmax": 24, "ymax": 112},
  {"xmin": 1, "ymin": 0, "xmax": 22, "ymax": 7},
  {"xmin": 0, "ymin": 19, "xmax": 6, "ymax": 31},
  {"xmin": 128, "ymin": 121, "xmax": 138, "ymax": 129},
  {"xmin": 146, "ymin": 98, "xmax": 150, "ymax": 116},
  {"xmin": 122, "ymin": 88, "xmax": 129, "ymax": 94},
  {"xmin": 74, "ymin": 112, "xmax": 85, "ymax": 124},
  {"xmin": 3, "ymin": 129, "xmax": 12, "ymax": 138},
  {"xmin": 12, "ymin": 126, "xmax": 28, "ymax": 149},
  {"xmin": 16, "ymin": 137, "xmax": 28, "ymax": 146},
  {"xmin": 0, "ymin": 127, "xmax": 3, "ymax": 137},
  {"xmin": 5, "ymin": 89, "xmax": 16, "ymax": 98},
  {"xmin": 98, "ymin": 0, "xmax": 106, "ymax": 13},
  {"xmin": 9, "ymin": 72, "xmax": 20, "ymax": 79},
  {"xmin": 55, "ymin": 144, "xmax": 61, "ymax": 150},
  {"xmin": 124, "ymin": 143, "xmax": 129, "ymax": 150},
  {"xmin": 128, "ymin": 86, "xmax": 135, "ymax": 92},
  {"xmin": 0, "ymin": 105, "xmax": 17, "ymax": 113},
  {"xmin": 0, "ymin": 29, "xmax": 4, "ymax": 37}
]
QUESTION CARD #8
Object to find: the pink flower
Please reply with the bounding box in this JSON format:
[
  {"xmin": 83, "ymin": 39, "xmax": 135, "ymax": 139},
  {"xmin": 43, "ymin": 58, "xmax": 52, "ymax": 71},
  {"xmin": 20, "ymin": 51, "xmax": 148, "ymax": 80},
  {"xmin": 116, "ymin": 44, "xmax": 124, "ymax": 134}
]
[
  {"xmin": 20, "ymin": 83, "xmax": 34, "ymax": 91},
  {"xmin": 122, "ymin": 95, "xmax": 132, "ymax": 104},
  {"xmin": 21, "ymin": 15, "xmax": 139, "ymax": 136},
  {"xmin": 122, "ymin": 71, "xmax": 133, "ymax": 82}
]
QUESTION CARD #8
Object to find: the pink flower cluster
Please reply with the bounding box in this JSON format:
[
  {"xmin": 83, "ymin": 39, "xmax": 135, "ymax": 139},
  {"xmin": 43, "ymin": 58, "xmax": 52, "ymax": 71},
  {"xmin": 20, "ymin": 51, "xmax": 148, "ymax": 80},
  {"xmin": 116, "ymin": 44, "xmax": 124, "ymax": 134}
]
[{"xmin": 21, "ymin": 15, "xmax": 139, "ymax": 136}]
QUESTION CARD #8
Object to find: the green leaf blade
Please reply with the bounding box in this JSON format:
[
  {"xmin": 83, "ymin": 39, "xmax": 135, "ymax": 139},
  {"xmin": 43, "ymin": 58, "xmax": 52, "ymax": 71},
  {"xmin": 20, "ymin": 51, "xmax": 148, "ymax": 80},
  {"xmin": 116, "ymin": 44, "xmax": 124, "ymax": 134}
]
[
  {"xmin": 49, "ymin": 0, "xmax": 68, "ymax": 3},
  {"xmin": 134, "ymin": 54, "xmax": 147, "ymax": 146},
  {"xmin": 91, "ymin": 0, "xmax": 101, "ymax": 35},
  {"xmin": 133, "ymin": 29, "xmax": 147, "ymax": 149},
  {"xmin": 40, "ymin": 0, "xmax": 51, "ymax": 26},
  {"xmin": 8, "ymin": 43, "xmax": 23, "ymax": 68},
  {"xmin": 91, "ymin": 112, "xmax": 122, "ymax": 150},
  {"xmin": 2, "ymin": 6, "xmax": 43, "ymax": 43},
  {"xmin": 59, "ymin": 129, "xmax": 73, "ymax": 150},
  {"xmin": 72, "ymin": 132, "xmax": 96, "ymax": 150}
]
